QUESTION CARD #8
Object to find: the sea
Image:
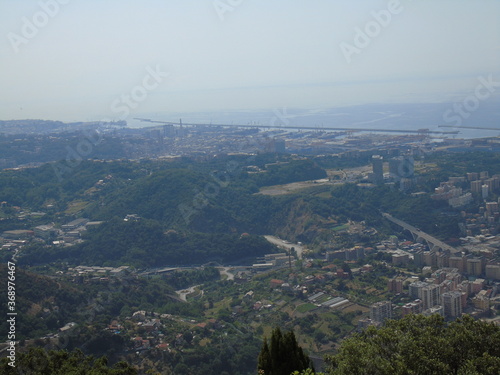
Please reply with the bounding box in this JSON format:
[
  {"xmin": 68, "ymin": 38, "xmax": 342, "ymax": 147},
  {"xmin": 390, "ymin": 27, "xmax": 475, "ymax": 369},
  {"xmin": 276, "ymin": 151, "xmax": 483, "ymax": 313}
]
[{"xmin": 129, "ymin": 100, "xmax": 500, "ymax": 140}]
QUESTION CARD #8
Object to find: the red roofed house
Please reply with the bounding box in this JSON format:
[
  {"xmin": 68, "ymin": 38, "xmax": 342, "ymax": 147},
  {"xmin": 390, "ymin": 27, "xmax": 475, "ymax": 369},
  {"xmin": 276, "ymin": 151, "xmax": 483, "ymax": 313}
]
[{"xmin": 270, "ymin": 279, "xmax": 284, "ymax": 288}]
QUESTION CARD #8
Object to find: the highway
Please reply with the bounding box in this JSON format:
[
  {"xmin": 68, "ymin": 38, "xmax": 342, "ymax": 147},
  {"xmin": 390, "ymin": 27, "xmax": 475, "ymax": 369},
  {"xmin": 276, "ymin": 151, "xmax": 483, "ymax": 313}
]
[{"xmin": 382, "ymin": 213, "xmax": 459, "ymax": 254}]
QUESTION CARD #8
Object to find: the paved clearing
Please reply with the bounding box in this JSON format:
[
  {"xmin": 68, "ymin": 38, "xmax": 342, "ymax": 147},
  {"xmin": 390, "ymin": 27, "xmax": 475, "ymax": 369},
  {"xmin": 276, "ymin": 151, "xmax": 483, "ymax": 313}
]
[{"xmin": 264, "ymin": 235, "xmax": 305, "ymax": 259}]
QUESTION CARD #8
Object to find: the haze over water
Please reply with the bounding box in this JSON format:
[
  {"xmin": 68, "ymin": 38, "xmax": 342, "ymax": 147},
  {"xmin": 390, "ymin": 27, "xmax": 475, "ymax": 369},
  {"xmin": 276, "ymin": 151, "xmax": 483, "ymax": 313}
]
[{"xmin": 1, "ymin": 1, "xmax": 499, "ymax": 132}]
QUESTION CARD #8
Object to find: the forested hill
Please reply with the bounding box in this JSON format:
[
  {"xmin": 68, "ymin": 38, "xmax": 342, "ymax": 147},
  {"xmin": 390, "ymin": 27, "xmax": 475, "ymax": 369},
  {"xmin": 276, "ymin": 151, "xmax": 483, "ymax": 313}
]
[
  {"xmin": 0, "ymin": 263, "xmax": 86, "ymax": 339},
  {"xmin": 5, "ymin": 156, "xmax": 327, "ymax": 267},
  {"xmin": 2, "ymin": 153, "xmax": 467, "ymax": 268},
  {"xmin": 0, "ymin": 262, "xmax": 195, "ymax": 341},
  {"xmin": 0, "ymin": 155, "xmax": 324, "ymax": 212},
  {"xmin": 21, "ymin": 222, "xmax": 278, "ymax": 267}
]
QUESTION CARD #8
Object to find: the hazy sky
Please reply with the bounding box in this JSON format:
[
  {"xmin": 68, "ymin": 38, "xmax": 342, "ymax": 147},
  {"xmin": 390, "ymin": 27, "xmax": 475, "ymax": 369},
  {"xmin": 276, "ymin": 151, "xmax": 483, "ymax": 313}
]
[{"xmin": 1, "ymin": 0, "xmax": 499, "ymax": 122}]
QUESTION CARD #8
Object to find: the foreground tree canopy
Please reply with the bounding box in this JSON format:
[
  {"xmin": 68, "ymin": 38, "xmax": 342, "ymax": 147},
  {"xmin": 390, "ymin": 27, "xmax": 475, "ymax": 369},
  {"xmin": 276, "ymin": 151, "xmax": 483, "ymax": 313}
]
[
  {"xmin": 0, "ymin": 348, "xmax": 137, "ymax": 375},
  {"xmin": 258, "ymin": 327, "xmax": 314, "ymax": 375},
  {"xmin": 323, "ymin": 314, "xmax": 500, "ymax": 375}
]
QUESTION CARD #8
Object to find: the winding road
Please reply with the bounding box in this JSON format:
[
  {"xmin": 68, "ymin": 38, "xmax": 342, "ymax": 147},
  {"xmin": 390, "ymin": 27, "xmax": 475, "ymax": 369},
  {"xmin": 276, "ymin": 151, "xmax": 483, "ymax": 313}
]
[{"xmin": 175, "ymin": 285, "xmax": 201, "ymax": 302}]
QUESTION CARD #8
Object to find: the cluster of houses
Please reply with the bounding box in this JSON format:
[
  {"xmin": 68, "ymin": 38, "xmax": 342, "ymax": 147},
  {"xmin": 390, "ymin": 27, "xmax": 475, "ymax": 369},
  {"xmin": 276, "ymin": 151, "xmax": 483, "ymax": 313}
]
[
  {"xmin": 125, "ymin": 310, "xmax": 223, "ymax": 353},
  {"xmin": 67, "ymin": 265, "xmax": 131, "ymax": 283},
  {"xmin": 1, "ymin": 217, "xmax": 105, "ymax": 253}
]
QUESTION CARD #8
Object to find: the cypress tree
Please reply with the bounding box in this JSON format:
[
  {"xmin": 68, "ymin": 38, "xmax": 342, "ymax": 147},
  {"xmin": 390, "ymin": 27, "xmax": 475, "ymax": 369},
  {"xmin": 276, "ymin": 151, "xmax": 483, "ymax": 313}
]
[
  {"xmin": 258, "ymin": 327, "xmax": 314, "ymax": 375},
  {"xmin": 258, "ymin": 337, "xmax": 272, "ymax": 374}
]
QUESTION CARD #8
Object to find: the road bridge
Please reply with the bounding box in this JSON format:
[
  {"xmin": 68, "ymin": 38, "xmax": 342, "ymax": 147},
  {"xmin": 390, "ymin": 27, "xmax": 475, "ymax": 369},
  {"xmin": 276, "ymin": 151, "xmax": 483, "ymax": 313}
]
[{"xmin": 382, "ymin": 213, "xmax": 460, "ymax": 254}]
